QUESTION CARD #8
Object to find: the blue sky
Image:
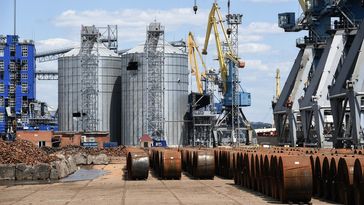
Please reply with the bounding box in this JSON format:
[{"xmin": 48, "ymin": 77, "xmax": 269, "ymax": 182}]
[{"xmin": 0, "ymin": 0, "xmax": 305, "ymax": 123}]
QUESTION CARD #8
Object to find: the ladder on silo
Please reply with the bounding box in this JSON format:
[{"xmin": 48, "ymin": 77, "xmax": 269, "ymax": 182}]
[
  {"xmin": 80, "ymin": 25, "xmax": 99, "ymax": 131},
  {"xmin": 144, "ymin": 22, "xmax": 165, "ymax": 140}
]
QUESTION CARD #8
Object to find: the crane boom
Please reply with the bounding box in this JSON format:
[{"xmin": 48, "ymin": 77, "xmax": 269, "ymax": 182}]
[
  {"xmin": 202, "ymin": 3, "xmax": 242, "ymax": 94},
  {"xmin": 276, "ymin": 68, "xmax": 281, "ymax": 98},
  {"xmin": 196, "ymin": 1, "xmax": 252, "ymax": 146},
  {"xmin": 298, "ymin": 0, "xmax": 307, "ymax": 12},
  {"xmin": 188, "ymin": 32, "xmax": 207, "ymax": 94}
]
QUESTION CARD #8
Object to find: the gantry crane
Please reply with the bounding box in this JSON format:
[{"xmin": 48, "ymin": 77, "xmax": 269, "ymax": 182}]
[
  {"xmin": 275, "ymin": 0, "xmax": 364, "ymax": 148},
  {"xmin": 187, "ymin": 31, "xmax": 217, "ymax": 147},
  {"xmin": 202, "ymin": 2, "xmax": 252, "ymax": 145}
]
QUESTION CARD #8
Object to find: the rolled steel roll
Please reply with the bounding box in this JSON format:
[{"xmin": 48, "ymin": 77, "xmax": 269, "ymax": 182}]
[
  {"xmin": 160, "ymin": 150, "xmax": 182, "ymax": 179},
  {"xmin": 337, "ymin": 156, "xmax": 356, "ymax": 205},
  {"xmin": 243, "ymin": 153, "xmax": 250, "ymax": 188},
  {"xmin": 329, "ymin": 156, "xmax": 341, "ymax": 202},
  {"xmin": 257, "ymin": 154, "xmax": 264, "ymax": 192},
  {"xmin": 227, "ymin": 151, "xmax": 235, "ymax": 179},
  {"xmin": 270, "ymin": 155, "xmax": 278, "ymax": 199},
  {"xmin": 155, "ymin": 149, "xmax": 162, "ymax": 176},
  {"xmin": 314, "ymin": 155, "xmax": 326, "ymax": 197},
  {"xmin": 309, "ymin": 155, "xmax": 316, "ymax": 196},
  {"xmin": 250, "ymin": 152, "xmax": 257, "ymax": 189},
  {"xmin": 192, "ymin": 150, "xmax": 215, "ymax": 179},
  {"xmin": 277, "ymin": 155, "xmax": 312, "ymax": 203},
  {"xmin": 186, "ymin": 149, "xmax": 194, "ymax": 174},
  {"xmin": 181, "ymin": 149, "xmax": 188, "ymax": 171},
  {"xmin": 127, "ymin": 151, "xmax": 149, "ymax": 180},
  {"xmin": 153, "ymin": 149, "xmax": 162, "ymax": 174},
  {"xmin": 218, "ymin": 150, "xmax": 225, "ymax": 178},
  {"xmin": 148, "ymin": 149, "xmax": 153, "ymax": 169},
  {"xmin": 321, "ymin": 156, "xmax": 331, "ymax": 200},
  {"xmin": 237, "ymin": 152, "xmax": 244, "ymax": 186},
  {"xmin": 263, "ymin": 154, "xmax": 272, "ymax": 196},
  {"xmin": 220, "ymin": 150, "xmax": 227, "ymax": 178},
  {"xmin": 354, "ymin": 158, "xmax": 364, "ymax": 205},
  {"xmin": 233, "ymin": 151, "xmax": 238, "ymax": 184},
  {"xmin": 214, "ymin": 149, "xmax": 219, "ymax": 175}
]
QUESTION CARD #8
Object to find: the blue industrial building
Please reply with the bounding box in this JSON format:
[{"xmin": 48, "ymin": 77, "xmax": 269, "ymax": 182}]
[{"xmin": 0, "ymin": 35, "xmax": 36, "ymax": 136}]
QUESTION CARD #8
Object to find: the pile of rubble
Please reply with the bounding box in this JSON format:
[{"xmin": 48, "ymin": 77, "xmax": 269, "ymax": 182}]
[
  {"xmin": 0, "ymin": 140, "xmax": 58, "ymax": 165},
  {"xmin": 41, "ymin": 145, "xmax": 127, "ymax": 157},
  {"xmin": 96, "ymin": 146, "xmax": 127, "ymax": 157},
  {"xmin": 54, "ymin": 145, "xmax": 126, "ymax": 166},
  {"xmin": 0, "ymin": 140, "xmax": 125, "ymax": 181}
]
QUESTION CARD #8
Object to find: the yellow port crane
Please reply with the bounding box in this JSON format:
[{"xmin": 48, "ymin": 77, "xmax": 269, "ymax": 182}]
[
  {"xmin": 187, "ymin": 32, "xmax": 208, "ymax": 94},
  {"xmin": 201, "ymin": 2, "xmax": 244, "ymax": 94},
  {"xmin": 298, "ymin": 0, "xmax": 308, "ymax": 12}
]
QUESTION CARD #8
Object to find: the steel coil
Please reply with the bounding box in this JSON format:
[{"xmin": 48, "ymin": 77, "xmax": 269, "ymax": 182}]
[
  {"xmin": 127, "ymin": 151, "xmax": 149, "ymax": 180},
  {"xmin": 277, "ymin": 155, "xmax": 312, "ymax": 203}
]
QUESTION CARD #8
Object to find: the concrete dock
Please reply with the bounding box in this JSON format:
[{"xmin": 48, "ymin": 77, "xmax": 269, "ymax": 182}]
[{"xmin": 0, "ymin": 158, "xmax": 334, "ymax": 205}]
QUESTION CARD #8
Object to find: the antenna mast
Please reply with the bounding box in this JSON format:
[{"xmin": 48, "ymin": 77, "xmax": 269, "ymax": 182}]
[{"xmin": 14, "ymin": 0, "xmax": 16, "ymax": 36}]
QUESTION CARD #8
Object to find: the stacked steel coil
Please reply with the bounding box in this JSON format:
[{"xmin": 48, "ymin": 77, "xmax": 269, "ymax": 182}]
[
  {"xmin": 126, "ymin": 148, "xmax": 149, "ymax": 180},
  {"xmin": 309, "ymin": 149, "xmax": 364, "ymax": 205},
  {"xmin": 126, "ymin": 146, "xmax": 364, "ymax": 204},
  {"xmin": 209, "ymin": 147, "xmax": 364, "ymax": 204},
  {"xmin": 214, "ymin": 148, "xmax": 234, "ymax": 179},
  {"xmin": 180, "ymin": 148, "xmax": 215, "ymax": 179},
  {"xmin": 150, "ymin": 148, "xmax": 182, "ymax": 179},
  {"xmin": 216, "ymin": 147, "xmax": 312, "ymax": 203}
]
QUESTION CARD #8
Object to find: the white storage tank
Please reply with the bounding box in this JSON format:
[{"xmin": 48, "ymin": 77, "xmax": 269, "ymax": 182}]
[
  {"xmin": 58, "ymin": 43, "xmax": 122, "ymax": 143},
  {"xmin": 120, "ymin": 42, "xmax": 188, "ymax": 146}
]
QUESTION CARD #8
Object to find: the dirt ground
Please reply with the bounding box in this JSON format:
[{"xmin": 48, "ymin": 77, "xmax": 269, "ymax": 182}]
[{"xmin": 0, "ymin": 157, "xmax": 335, "ymax": 205}]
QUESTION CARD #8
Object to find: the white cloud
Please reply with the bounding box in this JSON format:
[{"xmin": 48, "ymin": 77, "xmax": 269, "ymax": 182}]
[
  {"xmin": 245, "ymin": 22, "xmax": 283, "ymax": 34},
  {"xmin": 35, "ymin": 38, "xmax": 75, "ymax": 107},
  {"xmin": 239, "ymin": 43, "xmax": 271, "ymax": 54},
  {"xmin": 239, "ymin": 59, "xmax": 293, "ymax": 78},
  {"xmin": 81, "ymin": 8, "xmax": 205, "ymax": 27},
  {"xmin": 35, "ymin": 38, "xmax": 77, "ymax": 52},
  {"xmin": 36, "ymin": 80, "xmax": 58, "ymax": 108},
  {"xmin": 54, "ymin": 8, "xmax": 208, "ymax": 44},
  {"xmin": 237, "ymin": 22, "xmax": 283, "ymax": 44},
  {"xmin": 239, "ymin": 34, "xmax": 263, "ymax": 42},
  {"xmin": 244, "ymin": 59, "xmax": 269, "ymax": 71}
]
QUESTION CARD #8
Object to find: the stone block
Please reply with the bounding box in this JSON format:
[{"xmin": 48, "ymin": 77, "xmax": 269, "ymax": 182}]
[
  {"xmin": 33, "ymin": 163, "xmax": 50, "ymax": 180},
  {"xmin": 0, "ymin": 164, "xmax": 15, "ymax": 180},
  {"xmin": 74, "ymin": 153, "xmax": 87, "ymax": 165},
  {"xmin": 15, "ymin": 163, "xmax": 34, "ymax": 180},
  {"xmin": 50, "ymin": 161, "xmax": 61, "ymax": 180},
  {"xmin": 93, "ymin": 154, "xmax": 109, "ymax": 165}
]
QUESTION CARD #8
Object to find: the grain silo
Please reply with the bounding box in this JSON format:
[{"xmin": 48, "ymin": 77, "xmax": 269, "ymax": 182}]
[
  {"xmin": 120, "ymin": 23, "xmax": 188, "ymax": 146},
  {"xmin": 58, "ymin": 26, "xmax": 122, "ymax": 143}
]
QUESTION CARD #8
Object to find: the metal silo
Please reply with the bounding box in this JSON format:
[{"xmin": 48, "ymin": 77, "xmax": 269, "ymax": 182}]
[
  {"xmin": 58, "ymin": 43, "xmax": 122, "ymax": 143},
  {"xmin": 120, "ymin": 42, "xmax": 188, "ymax": 146}
]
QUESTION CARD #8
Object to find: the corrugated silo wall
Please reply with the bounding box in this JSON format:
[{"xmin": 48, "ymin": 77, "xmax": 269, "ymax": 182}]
[
  {"xmin": 58, "ymin": 55, "xmax": 122, "ymax": 143},
  {"xmin": 164, "ymin": 53, "xmax": 189, "ymax": 146},
  {"xmin": 58, "ymin": 56, "xmax": 81, "ymax": 132},
  {"xmin": 97, "ymin": 57, "xmax": 122, "ymax": 143},
  {"xmin": 120, "ymin": 52, "xmax": 188, "ymax": 146}
]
